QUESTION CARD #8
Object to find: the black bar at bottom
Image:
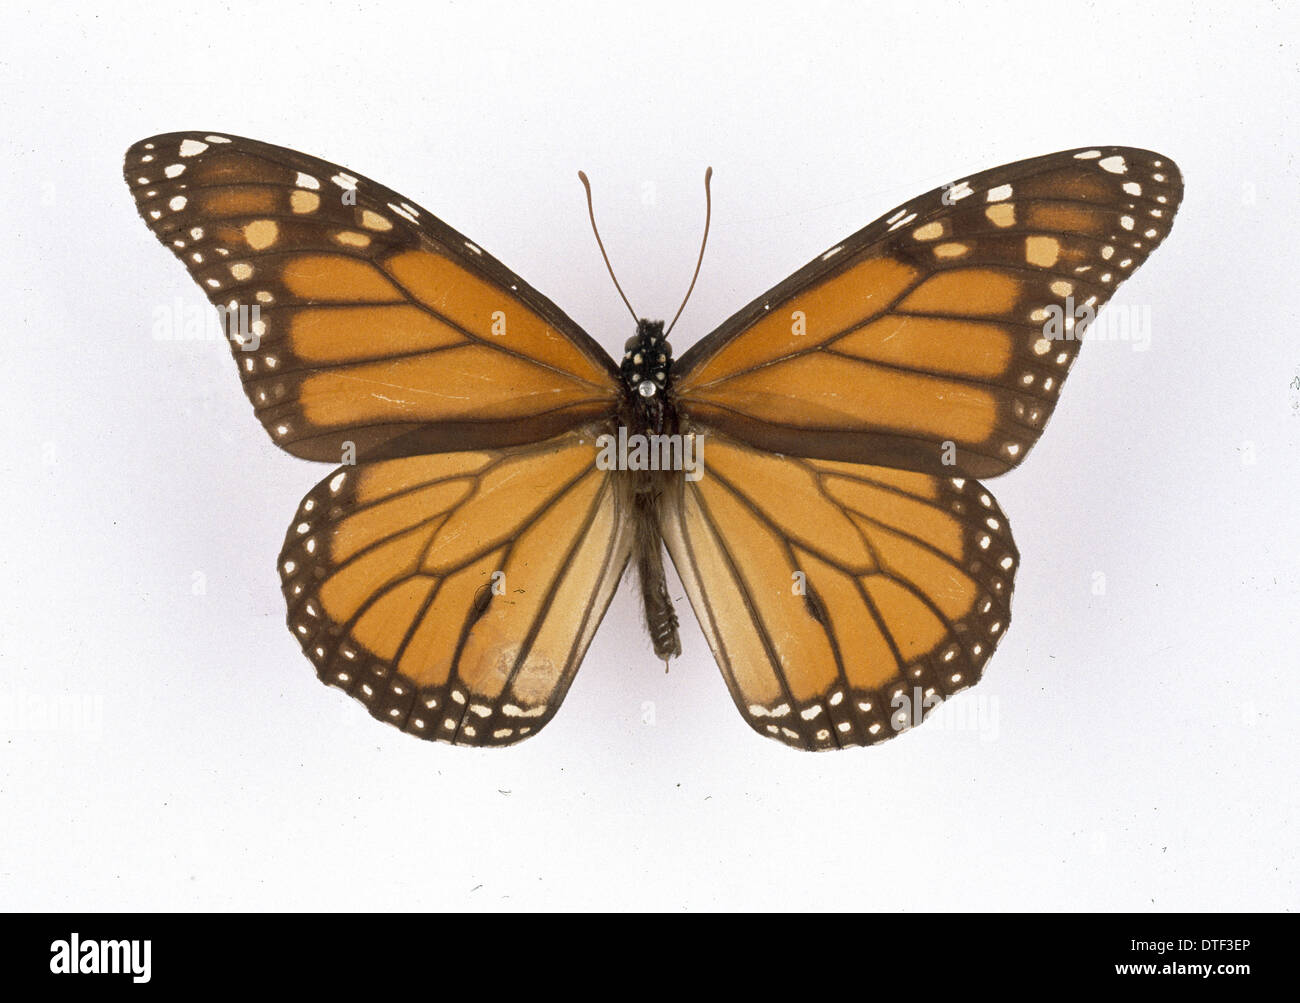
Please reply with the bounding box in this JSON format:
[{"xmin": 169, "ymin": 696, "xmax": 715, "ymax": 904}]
[{"xmin": 0, "ymin": 911, "xmax": 1285, "ymax": 990}]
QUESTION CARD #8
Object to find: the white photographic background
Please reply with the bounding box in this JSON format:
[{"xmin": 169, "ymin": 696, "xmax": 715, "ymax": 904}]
[{"xmin": 1, "ymin": 0, "xmax": 1295, "ymax": 911}]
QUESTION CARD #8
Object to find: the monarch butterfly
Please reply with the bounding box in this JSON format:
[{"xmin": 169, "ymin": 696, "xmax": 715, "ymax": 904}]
[{"xmin": 125, "ymin": 133, "xmax": 1181, "ymax": 750}]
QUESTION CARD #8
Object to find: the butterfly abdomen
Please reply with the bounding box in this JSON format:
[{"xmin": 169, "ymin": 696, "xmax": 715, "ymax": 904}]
[{"xmin": 625, "ymin": 474, "xmax": 678, "ymax": 663}]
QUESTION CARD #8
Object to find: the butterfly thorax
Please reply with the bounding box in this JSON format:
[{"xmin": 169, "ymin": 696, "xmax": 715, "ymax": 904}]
[{"xmin": 620, "ymin": 318, "xmax": 675, "ymax": 436}]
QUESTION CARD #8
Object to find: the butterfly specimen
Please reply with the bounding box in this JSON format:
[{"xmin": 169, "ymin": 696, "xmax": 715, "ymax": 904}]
[{"xmin": 125, "ymin": 134, "xmax": 1181, "ymax": 749}]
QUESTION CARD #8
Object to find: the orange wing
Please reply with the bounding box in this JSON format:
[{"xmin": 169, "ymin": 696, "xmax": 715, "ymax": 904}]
[
  {"xmin": 279, "ymin": 430, "xmax": 631, "ymax": 745},
  {"xmin": 125, "ymin": 132, "xmax": 619, "ymax": 462},
  {"xmin": 659, "ymin": 432, "xmax": 1017, "ymax": 750},
  {"xmin": 673, "ymin": 147, "xmax": 1183, "ymax": 478}
]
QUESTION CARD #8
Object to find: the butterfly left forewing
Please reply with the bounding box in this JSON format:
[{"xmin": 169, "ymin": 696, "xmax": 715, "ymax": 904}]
[
  {"xmin": 125, "ymin": 132, "xmax": 620, "ymax": 463},
  {"xmin": 673, "ymin": 147, "xmax": 1183, "ymax": 478},
  {"xmin": 279, "ymin": 430, "xmax": 632, "ymax": 745}
]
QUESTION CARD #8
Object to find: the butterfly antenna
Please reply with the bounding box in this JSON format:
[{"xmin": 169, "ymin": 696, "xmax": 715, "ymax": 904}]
[
  {"xmin": 578, "ymin": 170, "xmax": 639, "ymax": 325},
  {"xmin": 665, "ymin": 166, "xmax": 713, "ymax": 337}
]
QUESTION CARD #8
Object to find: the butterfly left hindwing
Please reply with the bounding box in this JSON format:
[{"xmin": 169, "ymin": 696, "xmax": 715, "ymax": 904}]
[{"xmin": 279, "ymin": 431, "xmax": 632, "ymax": 746}]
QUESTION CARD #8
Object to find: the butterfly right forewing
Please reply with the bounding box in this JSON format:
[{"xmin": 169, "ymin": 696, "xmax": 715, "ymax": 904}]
[{"xmin": 672, "ymin": 147, "xmax": 1183, "ymax": 479}]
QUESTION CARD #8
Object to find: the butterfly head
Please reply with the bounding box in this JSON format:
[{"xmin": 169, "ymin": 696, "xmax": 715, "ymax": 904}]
[
  {"xmin": 620, "ymin": 318, "xmax": 675, "ymax": 434},
  {"xmin": 621, "ymin": 318, "xmax": 673, "ymax": 399}
]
